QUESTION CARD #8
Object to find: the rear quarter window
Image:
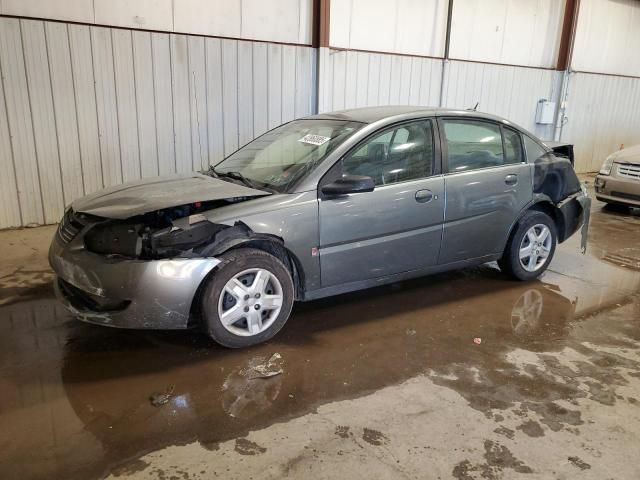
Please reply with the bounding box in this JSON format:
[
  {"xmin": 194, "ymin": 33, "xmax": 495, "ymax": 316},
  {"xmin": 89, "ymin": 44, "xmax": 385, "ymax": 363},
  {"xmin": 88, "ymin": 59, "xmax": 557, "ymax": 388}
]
[{"xmin": 523, "ymin": 135, "xmax": 548, "ymax": 162}]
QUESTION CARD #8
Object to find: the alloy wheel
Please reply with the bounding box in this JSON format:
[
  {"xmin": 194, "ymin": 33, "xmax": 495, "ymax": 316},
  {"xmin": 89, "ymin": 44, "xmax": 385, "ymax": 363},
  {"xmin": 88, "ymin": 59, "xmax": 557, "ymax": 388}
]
[
  {"xmin": 519, "ymin": 224, "xmax": 552, "ymax": 272},
  {"xmin": 217, "ymin": 268, "xmax": 284, "ymax": 337}
]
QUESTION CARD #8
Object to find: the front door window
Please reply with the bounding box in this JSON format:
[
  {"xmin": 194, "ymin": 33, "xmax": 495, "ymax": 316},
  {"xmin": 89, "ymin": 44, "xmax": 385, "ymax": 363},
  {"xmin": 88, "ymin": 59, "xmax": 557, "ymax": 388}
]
[{"xmin": 341, "ymin": 121, "xmax": 434, "ymax": 185}]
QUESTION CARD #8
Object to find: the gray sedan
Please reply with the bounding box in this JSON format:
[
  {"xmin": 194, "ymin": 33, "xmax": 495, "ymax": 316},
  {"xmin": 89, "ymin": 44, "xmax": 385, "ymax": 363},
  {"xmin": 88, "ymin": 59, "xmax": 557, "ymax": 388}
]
[{"xmin": 49, "ymin": 106, "xmax": 590, "ymax": 348}]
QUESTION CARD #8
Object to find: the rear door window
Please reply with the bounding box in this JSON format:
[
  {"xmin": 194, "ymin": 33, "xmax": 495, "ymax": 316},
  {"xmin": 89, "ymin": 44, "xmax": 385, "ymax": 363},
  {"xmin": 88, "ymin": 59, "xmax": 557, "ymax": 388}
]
[{"xmin": 442, "ymin": 120, "xmax": 504, "ymax": 172}]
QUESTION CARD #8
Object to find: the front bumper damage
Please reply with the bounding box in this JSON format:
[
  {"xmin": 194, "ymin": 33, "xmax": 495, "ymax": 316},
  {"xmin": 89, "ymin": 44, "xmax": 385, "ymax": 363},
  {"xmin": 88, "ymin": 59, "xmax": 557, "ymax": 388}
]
[{"xmin": 49, "ymin": 234, "xmax": 220, "ymax": 329}]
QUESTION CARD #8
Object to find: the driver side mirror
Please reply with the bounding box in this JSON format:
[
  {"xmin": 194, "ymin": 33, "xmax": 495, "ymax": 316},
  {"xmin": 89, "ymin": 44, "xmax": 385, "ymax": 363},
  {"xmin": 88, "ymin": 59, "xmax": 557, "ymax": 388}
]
[{"xmin": 321, "ymin": 175, "xmax": 375, "ymax": 196}]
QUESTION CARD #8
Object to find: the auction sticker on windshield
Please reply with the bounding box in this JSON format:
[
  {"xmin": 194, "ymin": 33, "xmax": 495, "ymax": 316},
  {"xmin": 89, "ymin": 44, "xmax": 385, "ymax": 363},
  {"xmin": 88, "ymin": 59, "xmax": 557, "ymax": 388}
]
[{"xmin": 298, "ymin": 134, "xmax": 331, "ymax": 146}]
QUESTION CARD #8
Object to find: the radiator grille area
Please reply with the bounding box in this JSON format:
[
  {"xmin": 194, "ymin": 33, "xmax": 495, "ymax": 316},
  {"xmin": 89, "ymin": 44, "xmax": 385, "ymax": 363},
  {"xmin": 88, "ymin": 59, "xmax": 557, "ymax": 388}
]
[
  {"xmin": 617, "ymin": 163, "xmax": 640, "ymax": 180},
  {"xmin": 56, "ymin": 210, "xmax": 85, "ymax": 244}
]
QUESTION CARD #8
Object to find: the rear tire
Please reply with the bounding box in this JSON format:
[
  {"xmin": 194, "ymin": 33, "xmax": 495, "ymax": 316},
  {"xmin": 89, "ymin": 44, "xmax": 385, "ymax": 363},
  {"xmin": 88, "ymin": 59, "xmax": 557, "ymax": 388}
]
[
  {"xmin": 201, "ymin": 248, "xmax": 294, "ymax": 348},
  {"xmin": 498, "ymin": 211, "xmax": 557, "ymax": 281}
]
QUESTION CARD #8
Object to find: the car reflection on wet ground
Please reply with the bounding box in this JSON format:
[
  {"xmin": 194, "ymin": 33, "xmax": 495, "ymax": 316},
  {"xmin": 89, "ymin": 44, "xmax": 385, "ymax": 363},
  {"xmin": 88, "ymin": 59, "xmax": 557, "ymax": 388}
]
[{"xmin": 1, "ymin": 188, "xmax": 639, "ymax": 480}]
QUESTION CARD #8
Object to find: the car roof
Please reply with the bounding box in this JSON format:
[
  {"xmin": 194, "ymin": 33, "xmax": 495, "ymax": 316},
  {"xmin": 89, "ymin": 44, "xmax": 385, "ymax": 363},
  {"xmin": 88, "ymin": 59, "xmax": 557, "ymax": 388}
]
[{"xmin": 306, "ymin": 105, "xmax": 514, "ymax": 125}]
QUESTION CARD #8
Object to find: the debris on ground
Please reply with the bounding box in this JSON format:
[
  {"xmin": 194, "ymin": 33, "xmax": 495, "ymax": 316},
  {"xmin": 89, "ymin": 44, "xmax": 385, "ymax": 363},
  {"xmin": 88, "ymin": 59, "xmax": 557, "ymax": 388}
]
[
  {"xmin": 405, "ymin": 328, "xmax": 416, "ymax": 336},
  {"xmin": 473, "ymin": 337, "xmax": 482, "ymax": 345},
  {"xmin": 242, "ymin": 353, "xmax": 284, "ymax": 379},
  {"xmin": 149, "ymin": 385, "xmax": 175, "ymax": 407}
]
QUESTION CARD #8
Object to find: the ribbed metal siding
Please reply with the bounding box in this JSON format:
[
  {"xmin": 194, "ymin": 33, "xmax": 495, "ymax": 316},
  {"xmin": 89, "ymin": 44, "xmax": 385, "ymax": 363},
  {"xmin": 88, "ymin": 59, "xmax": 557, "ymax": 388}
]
[
  {"xmin": 319, "ymin": 50, "xmax": 561, "ymax": 141},
  {"xmin": 561, "ymin": 72, "xmax": 640, "ymax": 173},
  {"xmin": 0, "ymin": 17, "xmax": 316, "ymax": 229},
  {"xmin": 441, "ymin": 60, "xmax": 562, "ymax": 139},
  {"xmin": 318, "ymin": 48, "xmax": 443, "ymax": 113}
]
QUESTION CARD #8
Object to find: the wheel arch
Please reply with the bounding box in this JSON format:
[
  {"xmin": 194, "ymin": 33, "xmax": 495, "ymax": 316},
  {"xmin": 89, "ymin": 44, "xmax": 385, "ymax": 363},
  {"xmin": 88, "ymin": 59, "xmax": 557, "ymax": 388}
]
[
  {"xmin": 501, "ymin": 197, "xmax": 566, "ymax": 257},
  {"xmin": 188, "ymin": 229, "xmax": 305, "ymax": 326}
]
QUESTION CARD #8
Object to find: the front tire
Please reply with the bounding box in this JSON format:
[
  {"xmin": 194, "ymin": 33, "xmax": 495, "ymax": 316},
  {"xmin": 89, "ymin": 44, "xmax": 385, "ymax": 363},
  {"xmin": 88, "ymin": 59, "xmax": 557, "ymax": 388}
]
[
  {"xmin": 498, "ymin": 211, "xmax": 557, "ymax": 281},
  {"xmin": 201, "ymin": 248, "xmax": 294, "ymax": 348}
]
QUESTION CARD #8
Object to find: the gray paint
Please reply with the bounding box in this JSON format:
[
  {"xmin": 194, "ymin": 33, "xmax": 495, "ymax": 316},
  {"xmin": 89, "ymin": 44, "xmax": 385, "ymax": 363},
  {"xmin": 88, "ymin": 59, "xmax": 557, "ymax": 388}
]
[
  {"xmin": 50, "ymin": 233, "xmax": 221, "ymax": 329},
  {"xmin": 203, "ymin": 191, "xmax": 321, "ymax": 290},
  {"xmin": 0, "ymin": 17, "xmax": 316, "ymax": 229},
  {"xmin": 319, "ymin": 176, "xmax": 445, "ymax": 286},
  {"xmin": 71, "ymin": 173, "xmax": 269, "ymax": 219},
  {"xmin": 49, "ymin": 107, "xmax": 589, "ymax": 329},
  {"xmin": 439, "ymin": 163, "xmax": 533, "ymax": 263}
]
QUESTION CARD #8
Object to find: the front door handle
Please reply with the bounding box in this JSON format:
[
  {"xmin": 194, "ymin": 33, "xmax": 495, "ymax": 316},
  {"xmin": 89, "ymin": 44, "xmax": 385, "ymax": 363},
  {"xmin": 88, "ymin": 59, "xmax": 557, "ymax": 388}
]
[
  {"xmin": 505, "ymin": 174, "xmax": 518, "ymax": 186},
  {"xmin": 415, "ymin": 189, "xmax": 434, "ymax": 203}
]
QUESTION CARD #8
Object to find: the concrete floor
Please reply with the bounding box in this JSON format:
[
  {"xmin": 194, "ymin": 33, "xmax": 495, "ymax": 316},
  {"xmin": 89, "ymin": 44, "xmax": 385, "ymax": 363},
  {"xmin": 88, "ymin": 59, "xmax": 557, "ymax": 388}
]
[{"xmin": 1, "ymin": 183, "xmax": 639, "ymax": 479}]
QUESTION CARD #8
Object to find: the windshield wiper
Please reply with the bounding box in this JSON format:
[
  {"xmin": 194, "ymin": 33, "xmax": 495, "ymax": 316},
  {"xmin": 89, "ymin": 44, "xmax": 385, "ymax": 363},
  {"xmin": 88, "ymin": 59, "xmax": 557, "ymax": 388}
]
[{"xmin": 213, "ymin": 169, "xmax": 259, "ymax": 189}]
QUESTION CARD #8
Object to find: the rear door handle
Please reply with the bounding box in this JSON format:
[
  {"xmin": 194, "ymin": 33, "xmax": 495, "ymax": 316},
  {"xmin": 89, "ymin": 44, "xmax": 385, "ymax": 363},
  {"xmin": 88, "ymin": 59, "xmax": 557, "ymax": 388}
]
[
  {"xmin": 505, "ymin": 174, "xmax": 518, "ymax": 186},
  {"xmin": 415, "ymin": 189, "xmax": 434, "ymax": 203}
]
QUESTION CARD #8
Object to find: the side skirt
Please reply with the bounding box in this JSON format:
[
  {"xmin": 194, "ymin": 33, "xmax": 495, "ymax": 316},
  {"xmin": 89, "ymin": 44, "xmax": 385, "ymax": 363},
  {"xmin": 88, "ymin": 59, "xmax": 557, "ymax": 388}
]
[{"xmin": 301, "ymin": 254, "xmax": 500, "ymax": 301}]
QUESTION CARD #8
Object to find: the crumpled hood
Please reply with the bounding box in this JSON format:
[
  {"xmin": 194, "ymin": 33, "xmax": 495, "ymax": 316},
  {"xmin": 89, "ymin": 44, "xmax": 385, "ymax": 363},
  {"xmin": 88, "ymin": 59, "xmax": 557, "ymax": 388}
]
[
  {"xmin": 611, "ymin": 145, "xmax": 640, "ymax": 165},
  {"xmin": 71, "ymin": 173, "xmax": 269, "ymax": 219}
]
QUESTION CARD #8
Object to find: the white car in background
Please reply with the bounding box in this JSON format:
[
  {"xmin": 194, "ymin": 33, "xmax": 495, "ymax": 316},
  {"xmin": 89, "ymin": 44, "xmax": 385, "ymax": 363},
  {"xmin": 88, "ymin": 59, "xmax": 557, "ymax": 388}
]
[{"xmin": 595, "ymin": 145, "xmax": 640, "ymax": 208}]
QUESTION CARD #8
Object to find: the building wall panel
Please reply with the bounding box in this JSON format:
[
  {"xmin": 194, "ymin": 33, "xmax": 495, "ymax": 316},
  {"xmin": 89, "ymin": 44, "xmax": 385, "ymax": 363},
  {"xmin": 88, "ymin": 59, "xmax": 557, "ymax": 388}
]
[
  {"xmin": 68, "ymin": 24, "xmax": 103, "ymax": 194},
  {"xmin": 329, "ymin": 0, "xmax": 448, "ymax": 57},
  {"xmin": 0, "ymin": 56, "xmax": 22, "ymax": 228},
  {"xmin": 112, "ymin": 29, "xmax": 142, "ymax": 182},
  {"xmin": 94, "ymin": 0, "xmax": 173, "ymax": 32},
  {"xmin": 1, "ymin": 0, "xmax": 314, "ymax": 45},
  {"xmin": 205, "ymin": 38, "xmax": 225, "ymax": 165},
  {"xmin": 449, "ymin": 0, "xmax": 565, "ymax": 68},
  {"xmin": 0, "ymin": 17, "xmax": 316, "ymax": 229},
  {"xmin": 562, "ymin": 73, "xmax": 640, "ymax": 172},
  {"xmin": 572, "ymin": 0, "xmax": 640, "ymax": 77},
  {"xmin": 151, "ymin": 32, "xmax": 176, "ymax": 175},
  {"xmin": 442, "ymin": 60, "xmax": 562, "ymax": 139},
  {"xmin": 1, "ymin": 0, "xmax": 93, "ymax": 24},
  {"xmin": 318, "ymin": 49, "xmax": 443, "ymax": 113},
  {"xmin": 267, "ymin": 44, "xmax": 283, "ymax": 129},
  {"xmin": 187, "ymin": 36, "xmax": 209, "ymax": 171},
  {"xmin": 45, "ymin": 22, "xmax": 85, "ymax": 203},
  {"xmin": 0, "ymin": 18, "xmax": 44, "ymax": 225},
  {"xmin": 132, "ymin": 31, "xmax": 160, "ymax": 178},
  {"xmin": 91, "ymin": 26, "xmax": 123, "ymax": 187},
  {"xmin": 21, "ymin": 20, "xmax": 66, "ymax": 223}
]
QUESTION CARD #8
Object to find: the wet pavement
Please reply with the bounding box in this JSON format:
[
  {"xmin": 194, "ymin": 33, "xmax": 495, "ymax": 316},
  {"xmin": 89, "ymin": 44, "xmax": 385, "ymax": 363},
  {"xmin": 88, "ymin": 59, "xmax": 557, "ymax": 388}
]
[{"xmin": 1, "ymin": 186, "xmax": 639, "ymax": 479}]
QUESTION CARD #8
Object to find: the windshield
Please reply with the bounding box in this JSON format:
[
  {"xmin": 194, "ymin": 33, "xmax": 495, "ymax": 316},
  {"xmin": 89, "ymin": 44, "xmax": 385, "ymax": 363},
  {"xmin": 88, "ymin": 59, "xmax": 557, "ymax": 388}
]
[{"xmin": 212, "ymin": 119, "xmax": 363, "ymax": 192}]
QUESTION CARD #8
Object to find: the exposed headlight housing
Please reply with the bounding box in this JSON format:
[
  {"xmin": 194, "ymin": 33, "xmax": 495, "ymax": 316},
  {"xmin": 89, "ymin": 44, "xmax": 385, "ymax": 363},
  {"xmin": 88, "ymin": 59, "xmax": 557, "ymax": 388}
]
[{"xmin": 600, "ymin": 155, "xmax": 614, "ymax": 175}]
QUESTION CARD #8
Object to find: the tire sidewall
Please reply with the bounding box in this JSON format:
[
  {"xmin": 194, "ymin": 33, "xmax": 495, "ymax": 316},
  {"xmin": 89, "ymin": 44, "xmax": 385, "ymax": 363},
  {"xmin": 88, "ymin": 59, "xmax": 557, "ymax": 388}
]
[
  {"xmin": 201, "ymin": 248, "xmax": 294, "ymax": 348},
  {"xmin": 506, "ymin": 211, "xmax": 557, "ymax": 281}
]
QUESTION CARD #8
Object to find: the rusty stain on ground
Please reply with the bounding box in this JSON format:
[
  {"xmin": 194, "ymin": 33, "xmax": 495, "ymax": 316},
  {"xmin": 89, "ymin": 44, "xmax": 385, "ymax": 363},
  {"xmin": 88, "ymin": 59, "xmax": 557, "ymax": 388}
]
[
  {"xmin": 516, "ymin": 419, "xmax": 545, "ymax": 437},
  {"xmin": 493, "ymin": 426, "xmax": 515, "ymax": 440},
  {"xmin": 234, "ymin": 438, "xmax": 267, "ymax": 456},
  {"xmin": 361, "ymin": 428, "xmax": 388, "ymax": 446},
  {"xmin": 568, "ymin": 455, "xmax": 592, "ymax": 470}
]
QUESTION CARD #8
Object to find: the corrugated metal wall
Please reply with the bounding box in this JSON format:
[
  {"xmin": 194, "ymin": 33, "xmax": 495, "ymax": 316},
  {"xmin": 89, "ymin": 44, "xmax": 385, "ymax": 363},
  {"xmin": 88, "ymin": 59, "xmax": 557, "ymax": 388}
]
[
  {"xmin": 318, "ymin": 49, "xmax": 561, "ymax": 140},
  {"xmin": 0, "ymin": 17, "xmax": 315, "ymax": 228},
  {"xmin": 317, "ymin": 48, "xmax": 443, "ymax": 113},
  {"xmin": 442, "ymin": 61, "xmax": 562, "ymax": 140},
  {"xmin": 562, "ymin": 72, "xmax": 640, "ymax": 173}
]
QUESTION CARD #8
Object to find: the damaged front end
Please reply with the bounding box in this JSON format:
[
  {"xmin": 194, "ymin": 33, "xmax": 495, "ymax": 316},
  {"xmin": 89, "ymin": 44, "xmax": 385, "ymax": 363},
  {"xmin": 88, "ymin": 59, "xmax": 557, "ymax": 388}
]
[
  {"xmin": 83, "ymin": 200, "xmax": 232, "ymax": 260},
  {"xmin": 50, "ymin": 195, "xmax": 268, "ymax": 329}
]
